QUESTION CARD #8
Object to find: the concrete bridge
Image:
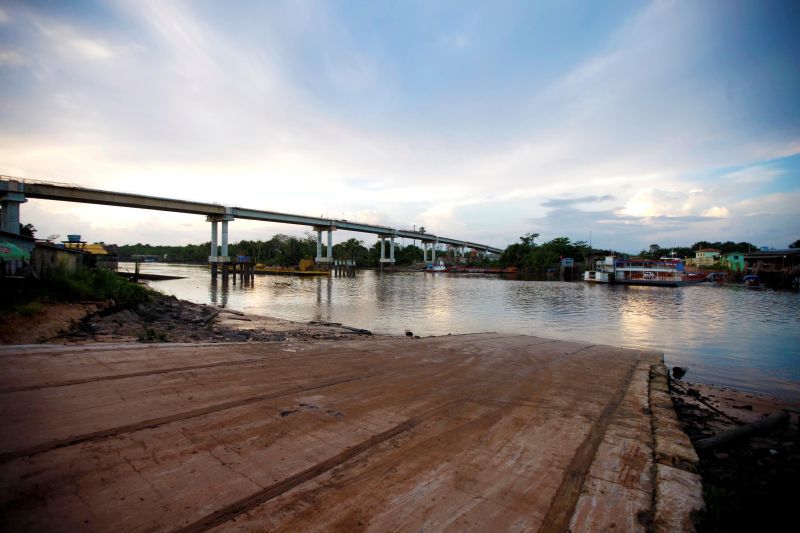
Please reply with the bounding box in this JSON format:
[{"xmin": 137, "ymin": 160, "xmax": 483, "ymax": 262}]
[{"xmin": 1, "ymin": 177, "xmax": 502, "ymax": 275}]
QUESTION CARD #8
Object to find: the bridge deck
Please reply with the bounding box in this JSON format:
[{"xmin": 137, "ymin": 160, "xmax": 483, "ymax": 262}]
[
  {"xmin": 1, "ymin": 177, "xmax": 502, "ymax": 252},
  {"xmin": 0, "ymin": 334, "xmax": 700, "ymax": 531}
]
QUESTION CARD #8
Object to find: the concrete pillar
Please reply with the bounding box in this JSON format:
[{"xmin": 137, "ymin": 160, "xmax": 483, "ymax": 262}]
[
  {"xmin": 207, "ymin": 216, "xmax": 220, "ymax": 278},
  {"xmin": 327, "ymin": 230, "xmax": 333, "ymax": 260},
  {"xmin": 221, "ymin": 220, "xmax": 229, "ymax": 259},
  {"xmin": 432, "ymin": 240, "xmax": 437, "ymax": 261},
  {"xmin": 422, "ymin": 242, "xmax": 428, "ymax": 262},
  {"xmin": 0, "ymin": 188, "xmax": 27, "ymax": 234},
  {"xmin": 380, "ymin": 238, "xmax": 385, "ymax": 260},
  {"xmin": 390, "ymin": 237, "xmax": 395, "ymax": 262},
  {"xmin": 316, "ymin": 229, "xmax": 322, "ymax": 260},
  {"xmin": 210, "ymin": 221, "xmax": 218, "ymax": 257}
]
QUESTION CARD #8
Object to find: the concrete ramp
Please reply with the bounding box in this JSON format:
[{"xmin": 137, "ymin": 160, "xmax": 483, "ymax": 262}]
[{"xmin": 0, "ymin": 334, "xmax": 702, "ymax": 531}]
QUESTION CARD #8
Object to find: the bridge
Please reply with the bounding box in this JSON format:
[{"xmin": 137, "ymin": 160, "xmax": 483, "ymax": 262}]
[{"xmin": 1, "ymin": 177, "xmax": 502, "ymax": 276}]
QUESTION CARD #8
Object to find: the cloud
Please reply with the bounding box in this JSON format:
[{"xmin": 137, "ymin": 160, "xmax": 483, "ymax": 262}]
[
  {"xmin": 724, "ymin": 166, "xmax": 782, "ymax": 184},
  {"xmin": 1, "ymin": 0, "xmax": 798, "ymax": 251},
  {"xmin": 0, "ymin": 50, "xmax": 24, "ymax": 66},
  {"xmin": 541, "ymin": 195, "xmax": 615, "ymax": 208}
]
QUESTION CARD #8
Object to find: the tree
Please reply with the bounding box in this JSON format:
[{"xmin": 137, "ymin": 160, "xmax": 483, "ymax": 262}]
[
  {"xmin": 790, "ymin": 239, "xmax": 800, "ymax": 249},
  {"xmin": 520, "ymin": 233, "xmax": 540, "ymax": 246},
  {"xmin": 19, "ymin": 223, "xmax": 36, "ymax": 237}
]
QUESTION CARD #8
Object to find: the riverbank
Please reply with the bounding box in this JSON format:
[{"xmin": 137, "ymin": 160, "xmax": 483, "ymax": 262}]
[
  {"xmin": 0, "ymin": 292, "xmax": 376, "ymax": 344},
  {"xmin": 671, "ymin": 379, "xmax": 799, "ymax": 532}
]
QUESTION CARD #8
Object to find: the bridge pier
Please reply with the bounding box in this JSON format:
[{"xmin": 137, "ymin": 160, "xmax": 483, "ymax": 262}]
[
  {"xmin": 378, "ymin": 233, "xmax": 396, "ymax": 271},
  {"xmin": 208, "ymin": 213, "xmax": 234, "ymax": 281},
  {"xmin": 0, "ymin": 181, "xmax": 26, "ymax": 234},
  {"xmin": 314, "ymin": 225, "xmax": 336, "ymax": 267}
]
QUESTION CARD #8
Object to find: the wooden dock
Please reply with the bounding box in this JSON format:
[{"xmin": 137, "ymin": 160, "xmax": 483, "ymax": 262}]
[{"xmin": 0, "ymin": 334, "xmax": 703, "ymax": 531}]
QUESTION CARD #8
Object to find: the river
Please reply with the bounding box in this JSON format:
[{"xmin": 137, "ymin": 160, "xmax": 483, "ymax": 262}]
[{"xmin": 123, "ymin": 262, "xmax": 800, "ymax": 399}]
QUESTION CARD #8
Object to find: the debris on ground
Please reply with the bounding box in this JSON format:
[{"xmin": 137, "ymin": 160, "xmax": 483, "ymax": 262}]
[{"xmin": 670, "ymin": 379, "xmax": 799, "ymax": 532}]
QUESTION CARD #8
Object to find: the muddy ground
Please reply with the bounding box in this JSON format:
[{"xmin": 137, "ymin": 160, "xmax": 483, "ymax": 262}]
[
  {"xmin": 1, "ymin": 293, "xmax": 375, "ymax": 344},
  {"xmin": 670, "ymin": 377, "xmax": 799, "ymax": 532}
]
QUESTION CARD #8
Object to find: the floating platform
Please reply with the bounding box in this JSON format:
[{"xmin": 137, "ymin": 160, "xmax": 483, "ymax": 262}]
[
  {"xmin": 253, "ymin": 267, "xmax": 331, "ymax": 276},
  {"xmin": 0, "ymin": 334, "xmax": 702, "ymax": 531}
]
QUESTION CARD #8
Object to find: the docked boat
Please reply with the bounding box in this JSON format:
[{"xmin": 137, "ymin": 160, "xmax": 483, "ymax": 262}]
[
  {"xmin": 584, "ymin": 256, "xmax": 704, "ymax": 287},
  {"xmin": 425, "ymin": 260, "xmax": 449, "ymax": 272}
]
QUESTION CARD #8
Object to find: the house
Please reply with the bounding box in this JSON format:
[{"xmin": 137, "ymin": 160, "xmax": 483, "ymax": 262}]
[
  {"xmin": 31, "ymin": 242, "xmax": 86, "ymax": 277},
  {"xmin": 722, "ymin": 252, "xmax": 745, "ymax": 273},
  {"xmin": 65, "ymin": 242, "xmax": 118, "ymax": 271},
  {"xmin": 694, "ymin": 248, "xmax": 721, "ymax": 267}
]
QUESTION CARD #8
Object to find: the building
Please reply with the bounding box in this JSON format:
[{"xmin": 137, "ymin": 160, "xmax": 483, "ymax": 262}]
[
  {"xmin": 694, "ymin": 248, "xmax": 721, "ymax": 267},
  {"xmin": 65, "ymin": 242, "xmax": 118, "ymax": 271},
  {"xmin": 722, "ymin": 252, "xmax": 745, "ymax": 273},
  {"xmin": 31, "ymin": 242, "xmax": 86, "ymax": 277}
]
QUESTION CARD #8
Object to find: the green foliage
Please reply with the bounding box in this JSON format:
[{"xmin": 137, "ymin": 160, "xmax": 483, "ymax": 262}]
[
  {"xmin": 41, "ymin": 267, "xmax": 154, "ymax": 307},
  {"xmin": 500, "ymin": 234, "xmax": 590, "ymax": 272},
  {"xmin": 19, "ymin": 223, "xmax": 36, "ymax": 237},
  {"xmin": 10, "ymin": 301, "xmax": 44, "ymax": 316},
  {"xmin": 2, "ymin": 266, "xmax": 154, "ymax": 313}
]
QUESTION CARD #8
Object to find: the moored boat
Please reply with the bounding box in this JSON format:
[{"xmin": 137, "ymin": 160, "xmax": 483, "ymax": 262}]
[
  {"xmin": 424, "ymin": 260, "xmax": 449, "ymax": 272},
  {"xmin": 584, "ymin": 256, "xmax": 704, "ymax": 287}
]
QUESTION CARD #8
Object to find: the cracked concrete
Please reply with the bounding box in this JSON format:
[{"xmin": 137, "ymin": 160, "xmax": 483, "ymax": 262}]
[{"xmin": 0, "ymin": 334, "xmax": 702, "ymax": 531}]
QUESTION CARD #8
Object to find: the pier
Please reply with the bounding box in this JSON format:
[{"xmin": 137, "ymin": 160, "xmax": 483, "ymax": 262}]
[{"xmin": 0, "ymin": 334, "xmax": 702, "ymax": 531}]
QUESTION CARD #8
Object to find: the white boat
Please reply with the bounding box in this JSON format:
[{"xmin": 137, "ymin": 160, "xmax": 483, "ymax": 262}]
[
  {"xmin": 584, "ymin": 256, "xmax": 702, "ymax": 287},
  {"xmin": 583, "ymin": 256, "xmax": 615, "ymax": 283},
  {"xmin": 425, "ymin": 260, "xmax": 448, "ymax": 272}
]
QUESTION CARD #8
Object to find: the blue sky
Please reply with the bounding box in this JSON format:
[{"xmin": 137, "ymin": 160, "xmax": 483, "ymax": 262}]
[{"xmin": 1, "ymin": 0, "xmax": 798, "ymax": 251}]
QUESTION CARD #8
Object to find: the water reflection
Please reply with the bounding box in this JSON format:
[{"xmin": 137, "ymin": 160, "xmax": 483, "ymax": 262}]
[{"xmin": 125, "ymin": 263, "xmax": 800, "ymax": 398}]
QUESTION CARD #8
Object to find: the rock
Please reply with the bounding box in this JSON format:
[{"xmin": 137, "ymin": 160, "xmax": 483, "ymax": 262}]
[
  {"xmin": 405, "ymin": 330, "xmax": 413, "ymax": 337},
  {"xmin": 672, "ymin": 367, "xmax": 688, "ymax": 380}
]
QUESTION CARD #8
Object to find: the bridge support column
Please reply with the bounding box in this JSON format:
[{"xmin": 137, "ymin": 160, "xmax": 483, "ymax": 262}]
[
  {"xmin": 314, "ymin": 225, "xmax": 336, "ymax": 265},
  {"xmin": 208, "ymin": 213, "xmax": 233, "ymax": 281},
  {"xmin": 222, "ymin": 219, "xmax": 229, "ymax": 282},
  {"xmin": 0, "ymin": 181, "xmax": 26, "ymax": 234},
  {"xmin": 378, "ymin": 234, "xmax": 396, "ymax": 270},
  {"xmin": 207, "ymin": 216, "xmax": 220, "ymax": 278},
  {"xmin": 432, "ymin": 239, "xmax": 437, "ymax": 262}
]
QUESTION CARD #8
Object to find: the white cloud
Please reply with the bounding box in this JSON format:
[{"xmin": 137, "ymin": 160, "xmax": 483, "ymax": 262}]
[
  {"xmin": 1, "ymin": 0, "xmax": 798, "ymax": 251},
  {"xmin": 0, "ymin": 50, "xmax": 24, "ymax": 66},
  {"xmin": 724, "ymin": 166, "xmax": 782, "ymax": 184}
]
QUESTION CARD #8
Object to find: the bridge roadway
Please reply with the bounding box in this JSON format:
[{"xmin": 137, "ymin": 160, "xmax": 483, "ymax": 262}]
[{"xmin": 0, "ymin": 177, "xmax": 503, "ymax": 256}]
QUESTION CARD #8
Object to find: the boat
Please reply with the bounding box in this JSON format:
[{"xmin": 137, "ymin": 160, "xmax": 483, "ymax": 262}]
[
  {"xmin": 583, "ymin": 256, "xmax": 705, "ymax": 287},
  {"xmin": 424, "ymin": 260, "xmax": 449, "ymax": 272}
]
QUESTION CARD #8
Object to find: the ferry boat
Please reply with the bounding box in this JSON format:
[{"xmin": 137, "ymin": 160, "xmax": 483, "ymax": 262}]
[
  {"xmin": 584, "ymin": 256, "xmax": 703, "ymax": 287},
  {"xmin": 425, "ymin": 260, "xmax": 449, "ymax": 272}
]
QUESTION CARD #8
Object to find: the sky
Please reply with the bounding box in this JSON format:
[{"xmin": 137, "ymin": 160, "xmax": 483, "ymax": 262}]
[{"xmin": 1, "ymin": 0, "xmax": 798, "ymax": 252}]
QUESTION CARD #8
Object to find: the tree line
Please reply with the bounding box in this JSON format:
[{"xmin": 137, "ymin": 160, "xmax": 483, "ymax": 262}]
[
  {"xmin": 116, "ymin": 233, "xmax": 432, "ymax": 267},
  {"xmin": 499, "ymin": 233, "xmax": 598, "ymax": 272}
]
